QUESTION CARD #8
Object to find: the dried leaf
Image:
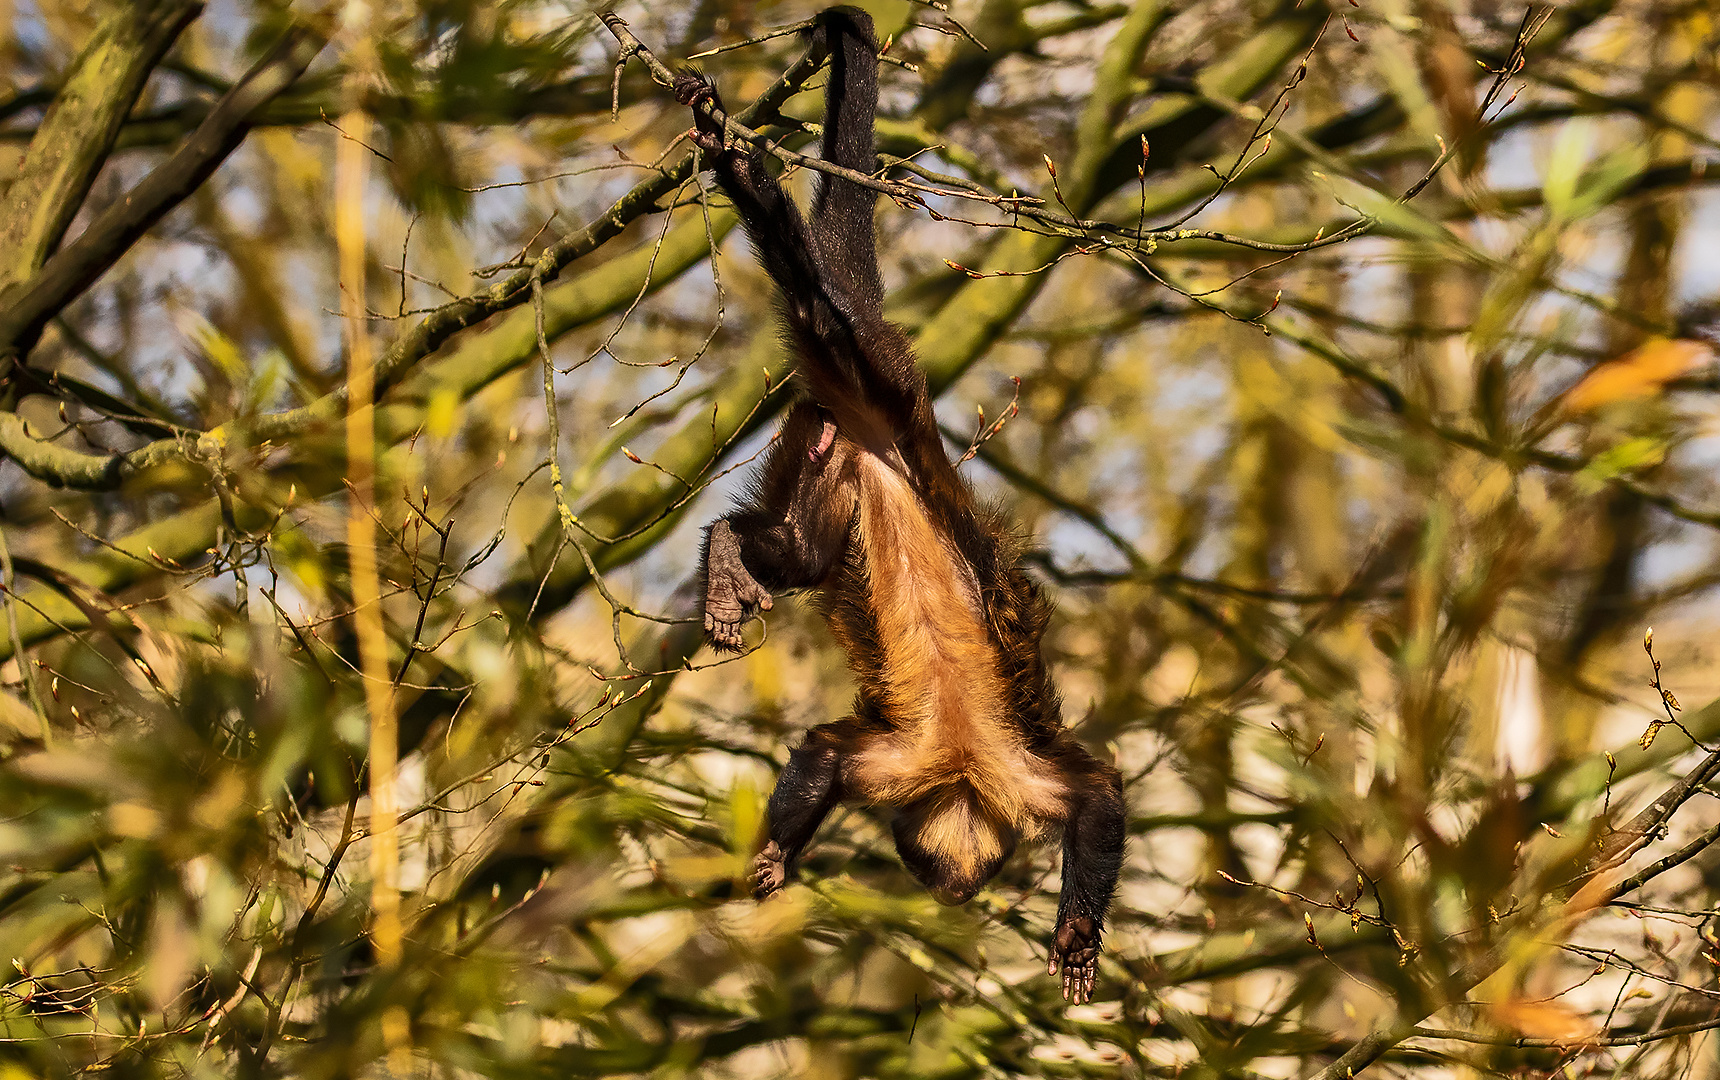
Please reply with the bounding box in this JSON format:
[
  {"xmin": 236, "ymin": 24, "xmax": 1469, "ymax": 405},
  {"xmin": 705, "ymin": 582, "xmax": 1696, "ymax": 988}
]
[
  {"xmin": 1561, "ymin": 338, "xmax": 1712, "ymax": 415},
  {"xmin": 1488, "ymin": 999, "xmax": 1599, "ymax": 1046}
]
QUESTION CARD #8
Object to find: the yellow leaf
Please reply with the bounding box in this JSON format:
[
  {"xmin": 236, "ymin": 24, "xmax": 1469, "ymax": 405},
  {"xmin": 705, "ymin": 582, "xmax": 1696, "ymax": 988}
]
[
  {"xmin": 426, "ymin": 386, "xmax": 460, "ymax": 439},
  {"xmin": 729, "ymin": 777, "xmax": 763, "ymax": 859},
  {"xmin": 1560, "ymin": 338, "xmax": 1711, "ymax": 415}
]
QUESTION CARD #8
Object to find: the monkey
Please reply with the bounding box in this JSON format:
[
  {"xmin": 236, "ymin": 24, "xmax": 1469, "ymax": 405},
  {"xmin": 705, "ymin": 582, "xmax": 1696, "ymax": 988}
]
[{"xmin": 675, "ymin": 7, "xmax": 1125, "ymax": 1003}]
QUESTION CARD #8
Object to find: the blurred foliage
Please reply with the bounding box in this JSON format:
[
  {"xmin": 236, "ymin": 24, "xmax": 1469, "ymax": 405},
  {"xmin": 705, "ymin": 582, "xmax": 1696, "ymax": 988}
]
[{"xmin": 2, "ymin": 0, "xmax": 1720, "ymax": 1077}]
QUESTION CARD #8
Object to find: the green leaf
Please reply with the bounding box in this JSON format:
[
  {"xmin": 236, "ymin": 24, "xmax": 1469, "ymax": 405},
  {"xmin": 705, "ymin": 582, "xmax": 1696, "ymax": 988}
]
[
  {"xmin": 242, "ymin": 348, "xmax": 290, "ymax": 417},
  {"xmin": 1542, "ymin": 119, "xmax": 1594, "ymax": 221},
  {"xmin": 1321, "ymin": 173, "xmax": 1463, "ymax": 250},
  {"xmin": 1566, "ymin": 141, "xmax": 1651, "ymax": 221},
  {"xmin": 1575, "ymin": 435, "xmax": 1666, "ymax": 494}
]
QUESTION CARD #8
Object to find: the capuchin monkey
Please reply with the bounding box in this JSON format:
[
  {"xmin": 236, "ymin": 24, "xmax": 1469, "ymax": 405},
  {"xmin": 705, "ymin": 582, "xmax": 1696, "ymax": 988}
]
[{"xmin": 677, "ymin": 6, "xmax": 1124, "ymax": 1003}]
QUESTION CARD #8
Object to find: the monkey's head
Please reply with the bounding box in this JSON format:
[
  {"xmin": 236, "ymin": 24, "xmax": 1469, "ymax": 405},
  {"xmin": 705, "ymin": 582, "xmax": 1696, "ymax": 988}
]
[{"xmin": 891, "ymin": 788, "xmax": 1016, "ymax": 905}]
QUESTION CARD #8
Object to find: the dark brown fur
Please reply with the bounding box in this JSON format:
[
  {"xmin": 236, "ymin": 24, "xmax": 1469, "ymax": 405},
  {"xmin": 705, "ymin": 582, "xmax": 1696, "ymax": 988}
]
[{"xmin": 681, "ymin": 7, "xmax": 1124, "ymax": 1002}]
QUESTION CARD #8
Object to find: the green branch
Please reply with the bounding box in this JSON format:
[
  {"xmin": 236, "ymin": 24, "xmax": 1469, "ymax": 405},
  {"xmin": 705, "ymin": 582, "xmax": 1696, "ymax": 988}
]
[
  {"xmin": 0, "ymin": 211, "xmax": 733, "ymax": 662},
  {"xmin": 0, "ymin": 26, "xmax": 327, "ymax": 357},
  {"xmin": 0, "ymin": 0, "xmax": 202, "ymax": 295}
]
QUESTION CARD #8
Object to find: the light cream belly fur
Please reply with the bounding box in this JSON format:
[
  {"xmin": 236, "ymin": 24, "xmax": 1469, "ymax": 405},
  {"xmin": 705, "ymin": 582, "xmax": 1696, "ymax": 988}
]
[{"xmin": 844, "ymin": 454, "xmax": 1066, "ymax": 874}]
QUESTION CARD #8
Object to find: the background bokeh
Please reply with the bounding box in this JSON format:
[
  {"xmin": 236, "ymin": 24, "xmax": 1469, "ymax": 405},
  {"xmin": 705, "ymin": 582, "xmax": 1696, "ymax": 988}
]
[{"xmin": 2, "ymin": 0, "xmax": 1720, "ymax": 1076}]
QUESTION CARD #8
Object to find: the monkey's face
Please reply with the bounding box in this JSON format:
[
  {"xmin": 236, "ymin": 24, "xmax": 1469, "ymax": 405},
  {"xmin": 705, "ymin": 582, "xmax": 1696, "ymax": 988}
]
[{"xmin": 891, "ymin": 790, "xmax": 1016, "ymax": 905}]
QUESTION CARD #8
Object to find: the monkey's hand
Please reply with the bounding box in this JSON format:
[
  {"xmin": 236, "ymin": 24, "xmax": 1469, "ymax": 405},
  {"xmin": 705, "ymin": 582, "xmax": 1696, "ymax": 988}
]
[
  {"xmin": 1049, "ymin": 915, "xmax": 1101, "ymax": 1004},
  {"xmin": 672, "ymin": 71, "xmax": 728, "ymax": 156},
  {"xmin": 702, "ymin": 520, "xmax": 773, "ymax": 651},
  {"xmin": 751, "ymin": 840, "xmax": 789, "ymax": 899}
]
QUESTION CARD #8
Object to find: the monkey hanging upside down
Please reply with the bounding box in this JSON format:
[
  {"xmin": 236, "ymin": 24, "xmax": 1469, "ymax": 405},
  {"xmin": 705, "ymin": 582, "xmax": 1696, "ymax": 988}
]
[{"xmin": 677, "ymin": 6, "xmax": 1125, "ymax": 1003}]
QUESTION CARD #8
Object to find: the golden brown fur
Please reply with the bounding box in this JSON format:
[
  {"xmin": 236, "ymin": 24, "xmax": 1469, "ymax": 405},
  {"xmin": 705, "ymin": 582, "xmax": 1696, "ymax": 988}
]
[{"xmin": 842, "ymin": 451, "xmax": 1068, "ymax": 879}]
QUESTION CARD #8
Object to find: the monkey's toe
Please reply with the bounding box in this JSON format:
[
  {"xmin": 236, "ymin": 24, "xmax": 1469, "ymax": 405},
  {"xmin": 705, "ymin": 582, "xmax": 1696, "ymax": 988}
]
[
  {"xmin": 740, "ymin": 583, "xmax": 773, "ymax": 612},
  {"xmin": 673, "ymin": 71, "xmax": 728, "ymax": 154},
  {"xmin": 685, "ymin": 126, "xmax": 726, "ymax": 156},
  {"xmin": 702, "ymin": 569, "xmax": 771, "ymax": 652},
  {"xmin": 704, "ymin": 609, "xmax": 748, "ymax": 651},
  {"xmin": 1049, "ymin": 917, "xmax": 1102, "ymax": 1004},
  {"xmin": 1055, "ymin": 951, "xmax": 1098, "ymax": 1004}
]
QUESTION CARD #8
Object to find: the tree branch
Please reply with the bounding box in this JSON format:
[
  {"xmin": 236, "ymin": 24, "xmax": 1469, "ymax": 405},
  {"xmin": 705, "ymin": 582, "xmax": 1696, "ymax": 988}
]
[
  {"xmin": 0, "ymin": 0, "xmax": 203, "ymax": 296},
  {"xmin": 599, "ymin": 6, "xmax": 1372, "ymax": 257},
  {"xmin": 0, "ymin": 23, "xmax": 821, "ymax": 493},
  {"xmin": 0, "ymin": 25, "xmax": 327, "ymax": 358},
  {"xmin": 0, "ymin": 208, "xmax": 734, "ymax": 661}
]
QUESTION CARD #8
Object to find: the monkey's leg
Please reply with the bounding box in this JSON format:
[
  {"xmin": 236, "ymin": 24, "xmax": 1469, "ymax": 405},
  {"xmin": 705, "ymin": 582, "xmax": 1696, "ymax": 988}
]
[
  {"xmin": 673, "ymin": 72, "xmax": 890, "ymax": 408},
  {"xmin": 1050, "ymin": 760, "xmax": 1125, "ymax": 1004},
  {"xmin": 701, "ymin": 404, "xmax": 853, "ymax": 650},
  {"xmin": 672, "ymin": 74, "xmax": 827, "ymax": 309},
  {"xmin": 753, "ymin": 721, "xmax": 853, "ymax": 898}
]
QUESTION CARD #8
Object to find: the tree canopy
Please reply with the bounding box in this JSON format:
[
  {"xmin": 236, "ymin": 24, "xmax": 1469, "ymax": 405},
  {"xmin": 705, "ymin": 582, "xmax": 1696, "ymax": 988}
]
[{"xmin": 2, "ymin": 1, "xmax": 1720, "ymax": 1077}]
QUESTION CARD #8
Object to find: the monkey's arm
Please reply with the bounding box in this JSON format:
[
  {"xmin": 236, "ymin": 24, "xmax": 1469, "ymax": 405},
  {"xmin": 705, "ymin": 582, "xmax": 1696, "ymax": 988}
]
[
  {"xmin": 1050, "ymin": 760, "xmax": 1126, "ymax": 1004},
  {"xmin": 753, "ymin": 721, "xmax": 854, "ymax": 898}
]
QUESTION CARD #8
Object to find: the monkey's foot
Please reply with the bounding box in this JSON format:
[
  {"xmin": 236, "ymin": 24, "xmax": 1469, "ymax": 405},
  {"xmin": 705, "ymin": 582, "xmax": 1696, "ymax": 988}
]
[
  {"xmin": 703, "ymin": 522, "xmax": 773, "ymax": 651},
  {"xmin": 751, "ymin": 841, "xmax": 788, "ymax": 899},
  {"xmin": 672, "ymin": 70, "xmax": 715, "ymax": 107},
  {"xmin": 672, "ymin": 72, "xmax": 727, "ymax": 154},
  {"xmin": 1049, "ymin": 916, "xmax": 1100, "ymax": 1004}
]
